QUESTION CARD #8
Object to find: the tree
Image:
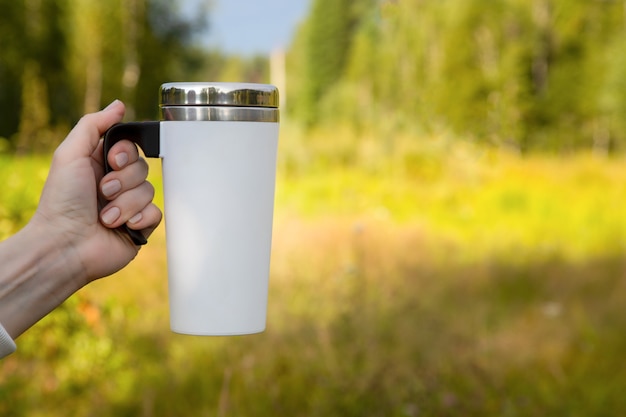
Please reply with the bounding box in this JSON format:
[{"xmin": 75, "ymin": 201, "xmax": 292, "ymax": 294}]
[
  {"xmin": 14, "ymin": 62, "xmax": 55, "ymax": 154},
  {"xmin": 0, "ymin": 0, "xmax": 209, "ymax": 152},
  {"xmin": 287, "ymin": 0, "xmax": 626, "ymax": 152},
  {"xmin": 0, "ymin": 0, "xmax": 68, "ymax": 146},
  {"xmin": 296, "ymin": 0, "xmax": 374, "ymax": 126}
]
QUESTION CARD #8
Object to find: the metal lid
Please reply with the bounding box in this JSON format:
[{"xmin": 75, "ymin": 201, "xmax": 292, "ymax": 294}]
[{"xmin": 159, "ymin": 82, "xmax": 279, "ymax": 108}]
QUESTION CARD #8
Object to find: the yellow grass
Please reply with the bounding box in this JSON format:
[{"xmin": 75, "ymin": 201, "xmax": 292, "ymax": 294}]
[{"xmin": 3, "ymin": 128, "xmax": 626, "ymax": 415}]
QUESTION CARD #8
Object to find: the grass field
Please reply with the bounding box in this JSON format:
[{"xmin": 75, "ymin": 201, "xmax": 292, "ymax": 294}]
[{"xmin": 2, "ymin": 127, "xmax": 626, "ymax": 415}]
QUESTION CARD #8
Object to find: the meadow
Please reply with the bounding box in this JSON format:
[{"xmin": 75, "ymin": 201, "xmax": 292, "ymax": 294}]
[{"xmin": 2, "ymin": 125, "xmax": 626, "ymax": 416}]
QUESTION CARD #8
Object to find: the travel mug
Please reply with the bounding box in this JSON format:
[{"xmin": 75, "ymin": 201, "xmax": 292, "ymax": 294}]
[{"xmin": 103, "ymin": 82, "xmax": 280, "ymax": 335}]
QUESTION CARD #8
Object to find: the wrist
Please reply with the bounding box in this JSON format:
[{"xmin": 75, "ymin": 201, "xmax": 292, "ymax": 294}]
[
  {"xmin": 28, "ymin": 212, "xmax": 91, "ymax": 286},
  {"xmin": 0, "ymin": 219, "xmax": 85, "ymax": 338}
]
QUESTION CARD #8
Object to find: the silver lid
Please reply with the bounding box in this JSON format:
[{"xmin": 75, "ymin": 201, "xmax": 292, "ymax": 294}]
[{"xmin": 159, "ymin": 82, "xmax": 279, "ymax": 108}]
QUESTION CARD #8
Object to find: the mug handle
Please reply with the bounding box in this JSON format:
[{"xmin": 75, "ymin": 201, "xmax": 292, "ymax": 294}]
[{"xmin": 103, "ymin": 121, "xmax": 161, "ymax": 245}]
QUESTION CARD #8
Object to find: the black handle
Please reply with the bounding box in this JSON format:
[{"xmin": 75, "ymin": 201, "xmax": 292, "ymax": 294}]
[{"xmin": 103, "ymin": 121, "xmax": 160, "ymax": 245}]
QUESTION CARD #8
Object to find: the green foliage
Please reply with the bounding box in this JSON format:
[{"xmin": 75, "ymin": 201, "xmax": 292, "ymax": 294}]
[
  {"xmin": 0, "ymin": 155, "xmax": 49, "ymax": 239},
  {"xmin": 0, "ymin": 0, "xmax": 270, "ymax": 152},
  {"xmin": 0, "ymin": 0, "xmax": 66, "ymax": 140},
  {"xmin": 294, "ymin": 0, "xmax": 374, "ymax": 126},
  {"xmin": 288, "ymin": 0, "xmax": 626, "ymax": 152},
  {"xmin": 0, "ymin": 0, "xmax": 196, "ymax": 148}
]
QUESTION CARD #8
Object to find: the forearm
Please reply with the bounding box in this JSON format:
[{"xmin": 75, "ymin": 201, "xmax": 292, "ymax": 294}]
[{"xmin": 0, "ymin": 222, "xmax": 84, "ymax": 339}]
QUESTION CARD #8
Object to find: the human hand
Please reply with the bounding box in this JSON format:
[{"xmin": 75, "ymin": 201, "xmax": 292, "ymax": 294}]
[{"xmin": 32, "ymin": 100, "xmax": 162, "ymax": 285}]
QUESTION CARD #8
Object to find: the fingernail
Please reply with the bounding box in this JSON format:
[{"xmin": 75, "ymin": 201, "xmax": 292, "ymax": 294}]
[
  {"xmin": 115, "ymin": 152, "xmax": 128, "ymax": 168},
  {"xmin": 128, "ymin": 212, "xmax": 143, "ymax": 224},
  {"xmin": 104, "ymin": 99, "xmax": 121, "ymax": 111},
  {"xmin": 101, "ymin": 206, "xmax": 121, "ymax": 225},
  {"xmin": 101, "ymin": 179, "xmax": 121, "ymax": 198}
]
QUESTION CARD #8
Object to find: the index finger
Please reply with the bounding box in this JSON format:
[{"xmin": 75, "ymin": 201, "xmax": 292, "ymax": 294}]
[{"xmin": 105, "ymin": 140, "xmax": 140, "ymax": 171}]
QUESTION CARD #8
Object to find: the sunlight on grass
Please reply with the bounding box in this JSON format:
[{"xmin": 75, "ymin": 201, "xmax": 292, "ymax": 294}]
[
  {"xmin": 277, "ymin": 127, "xmax": 626, "ymax": 263},
  {"xmin": 3, "ymin": 129, "xmax": 626, "ymax": 415}
]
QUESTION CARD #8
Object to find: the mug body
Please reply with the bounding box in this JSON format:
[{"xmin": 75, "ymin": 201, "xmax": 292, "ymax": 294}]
[
  {"xmin": 160, "ymin": 120, "xmax": 279, "ymax": 335},
  {"xmin": 102, "ymin": 82, "xmax": 280, "ymax": 335}
]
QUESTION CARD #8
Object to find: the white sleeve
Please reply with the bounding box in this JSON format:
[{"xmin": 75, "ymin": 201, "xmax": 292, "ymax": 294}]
[{"xmin": 0, "ymin": 322, "xmax": 16, "ymax": 358}]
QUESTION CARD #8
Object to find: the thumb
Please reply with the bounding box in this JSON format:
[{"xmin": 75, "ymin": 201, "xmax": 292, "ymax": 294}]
[{"xmin": 55, "ymin": 100, "xmax": 126, "ymax": 163}]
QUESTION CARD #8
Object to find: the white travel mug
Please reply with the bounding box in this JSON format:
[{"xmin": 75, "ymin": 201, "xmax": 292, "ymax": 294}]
[{"xmin": 103, "ymin": 82, "xmax": 280, "ymax": 335}]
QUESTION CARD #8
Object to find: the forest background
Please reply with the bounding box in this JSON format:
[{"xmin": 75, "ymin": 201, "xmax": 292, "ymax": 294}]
[
  {"xmin": 3, "ymin": 0, "xmax": 626, "ymax": 153},
  {"xmin": 3, "ymin": 0, "xmax": 626, "ymax": 415}
]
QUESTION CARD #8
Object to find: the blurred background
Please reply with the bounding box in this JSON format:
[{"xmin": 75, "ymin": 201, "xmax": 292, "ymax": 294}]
[{"xmin": 3, "ymin": 0, "xmax": 626, "ymax": 415}]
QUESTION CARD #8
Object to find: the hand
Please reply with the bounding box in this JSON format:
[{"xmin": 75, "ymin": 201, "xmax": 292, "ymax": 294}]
[
  {"xmin": 0, "ymin": 100, "xmax": 162, "ymax": 339},
  {"xmin": 32, "ymin": 100, "xmax": 162, "ymax": 285}
]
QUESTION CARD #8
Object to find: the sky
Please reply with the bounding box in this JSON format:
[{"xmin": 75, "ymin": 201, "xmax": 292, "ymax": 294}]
[{"xmin": 183, "ymin": 0, "xmax": 311, "ymax": 56}]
